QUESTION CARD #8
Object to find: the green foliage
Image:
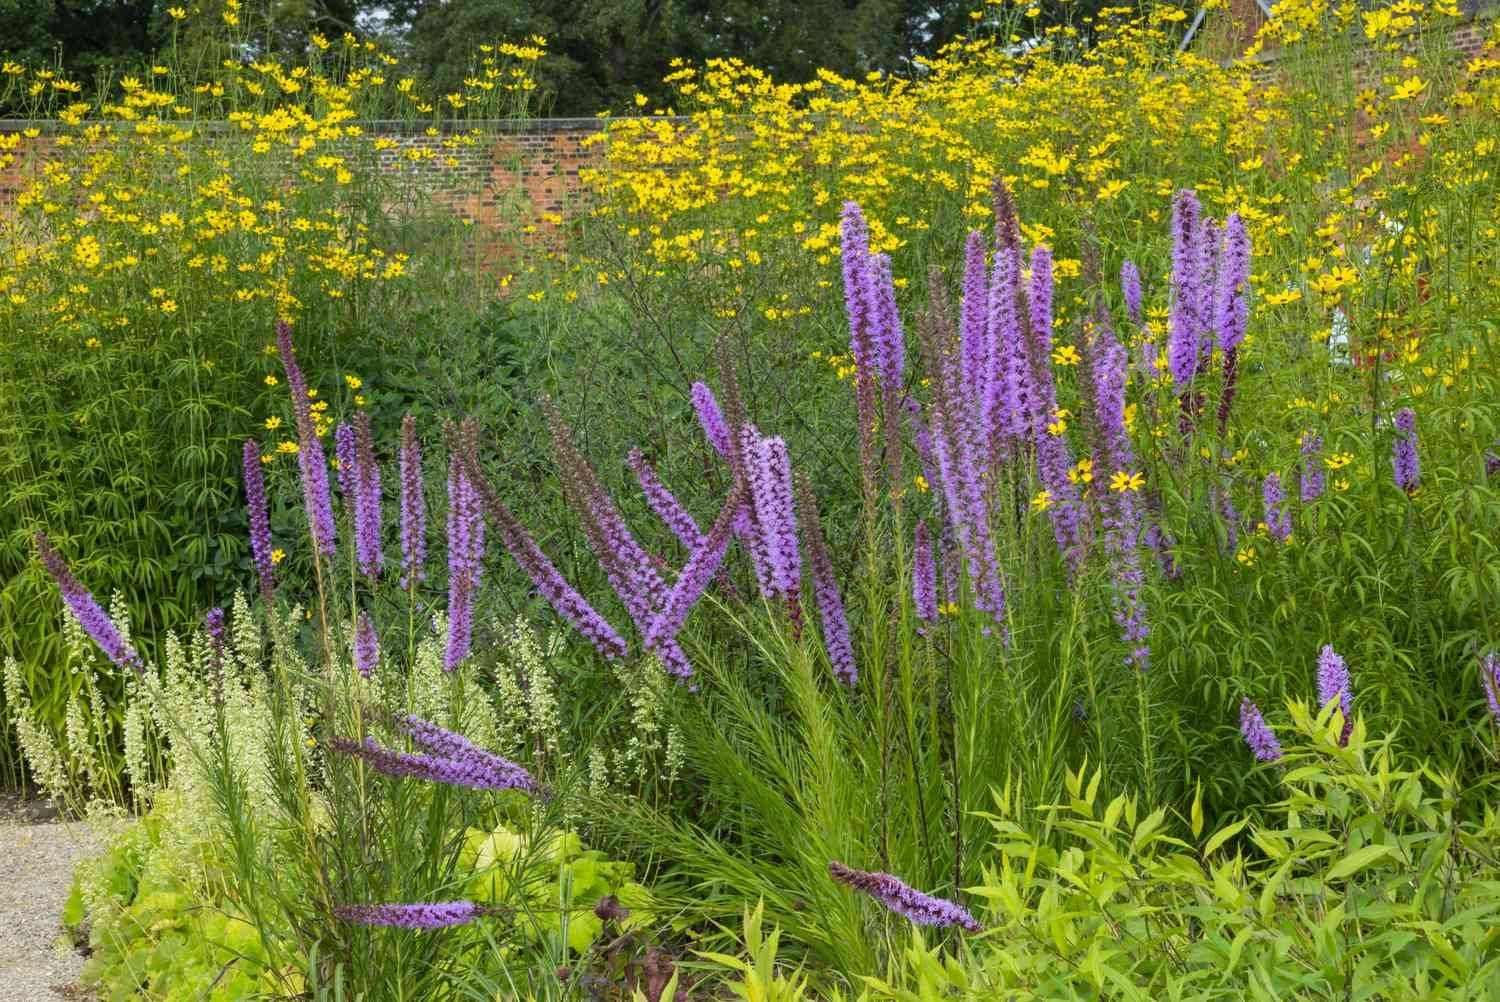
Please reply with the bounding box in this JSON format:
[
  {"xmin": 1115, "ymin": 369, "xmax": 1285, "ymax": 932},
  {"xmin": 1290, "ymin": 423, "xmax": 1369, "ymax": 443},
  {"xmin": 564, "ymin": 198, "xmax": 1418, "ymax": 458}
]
[
  {"xmin": 859, "ymin": 707, "xmax": 1500, "ymax": 1000},
  {"xmin": 696, "ymin": 901, "xmax": 812, "ymax": 1002},
  {"xmin": 67, "ymin": 807, "xmax": 276, "ymax": 1002},
  {"xmin": 461, "ymin": 823, "xmax": 657, "ymax": 956}
]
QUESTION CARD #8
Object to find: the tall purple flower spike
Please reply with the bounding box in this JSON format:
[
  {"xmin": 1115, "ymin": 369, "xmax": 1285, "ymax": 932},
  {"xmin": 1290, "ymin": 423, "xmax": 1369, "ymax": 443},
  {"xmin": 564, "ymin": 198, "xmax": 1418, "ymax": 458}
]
[
  {"xmin": 1392, "ymin": 408, "xmax": 1419, "ymax": 495},
  {"xmin": 1239, "ymin": 698, "xmax": 1283, "ymax": 762},
  {"xmin": 354, "ymin": 413, "xmax": 383, "ymax": 581},
  {"xmin": 333, "ymin": 901, "xmax": 494, "ymax": 929},
  {"xmin": 276, "ymin": 322, "xmax": 337, "ymax": 560},
  {"xmin": 242, "ymin": 439, "xmax": 275, "ymax": 601},
  {"xmin": 1262, "ymin": 473, "xmax": 1291, "ymax": 543},
  {"xmin": 1168, "ymin": 190, "xmax": 1205, "ymax": 388},
  {"xmin": 1316, "ymin": 644, "xmax": 1353, "ymax": 745},
  {"xmin": 457, "ymin": 427, "xmax": 628, "ymax": 662},
  {"xmin": 829, "ymin": 861, "xmax": 980, "ymax": 931},
  {"xmin": 354, "ymin": 610, "xmax": 378, "ymax": 678},
  {"xmin": 34, "ymin": 533, "xmax": 144, "ymax": 676},
  {"xmin": 444, "ymin": 453, "xmax": 484, "ymax": 671},
  {"xmin": 1298, "ymin": 432, "xmax": 1325, "ymax": 504},
  {"xmin": 797, "ymin": 474, "xmax": 855, "ymax": 685},
  {"xmin": 1480, "ymin": 651, "xmax": 1500, "ymax": 726},
  {"xmin": 912, "ymin": 521, "xmax": 937, "ymax": 626},
  {"xmin": 330, "ymin": 734, "xmax": 536, "ymax": 792}
]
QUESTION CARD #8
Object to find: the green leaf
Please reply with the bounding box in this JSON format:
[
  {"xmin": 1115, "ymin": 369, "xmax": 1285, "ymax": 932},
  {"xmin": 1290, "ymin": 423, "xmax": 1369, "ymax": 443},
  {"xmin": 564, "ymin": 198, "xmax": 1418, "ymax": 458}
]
[
  {"xmin": 1327, "ymin": 844, "xmax": 1397, "ymax": 881},
  {"xmin": 1204, "ymin": 818, "xmax": 1248, "ymax": 859}
]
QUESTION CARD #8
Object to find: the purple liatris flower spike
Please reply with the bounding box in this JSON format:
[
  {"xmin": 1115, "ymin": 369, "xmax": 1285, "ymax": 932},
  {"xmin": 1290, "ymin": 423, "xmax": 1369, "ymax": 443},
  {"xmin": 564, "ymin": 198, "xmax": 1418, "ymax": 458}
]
[
  {"xmin": 1316, "ymin": 644, "xmax": 1353, "ymax": 745},
  {"xmin": 797, "ymin": 475, "xmax": 856, "ymax": 685},
  {"xmin": 399, "ymin": 415, "xmax": 427, "ymax": 592},
  {"xmin": 242, "ymin": 439, "xmax": 275, "ymax": 600},
  {"xmin": 644, "ymin": 481, "xmax": 743, "ymax": 653},
  {"xmin": 396, "ymin": 713, "xmax": 538, "ymax": 791},
  {"xmin": 205, "ymin": 606, "xmax": 225, "ymax": 651},
  {"xmin": 1239, "ymin": 698, "xmax": 1283, "ymax": 762},
  {"xmin": 354, "ymin": 610, "xmax": 378, "ymax": 678},
  {"xmin": 1168, "ymin": 190, "xmax": 1204, "ymax": 387},
  {"xmin": 335, "ymin": 423, "xmax": 357, "ymax": 500},
  {"xmin": 1480, "ymin": 651, "xmax": 1500, "ymax": 726},
  {"xmin": 1120, "ymin": 259, "xmax": 1142, "ymax": 326},
  {"xmin": 276, "ymin": 323, "xmax": 337, "ymax": 559},
  {"xmin": 1217, "ymin": 484, "xmax": 1241, "ymax": 553},
  {"xmin": 456, "ymin": 424, "xmax": 628, "ymax": 661},
  {"xmin": 333, "ymin": 901, "xmax": 492, "ymax": 929},
  {"xmin": 913, "ymin": 521, "xmax": 937, "ymax": 625},
  {"xmin": 1262, "ymin": 473, "xmax": 1291, "ymax": 543},
  {"xmin": 1392, "ymin": 408, "xmax": 1420, "ymax": 495},
  {"xmin": 691, "ymin": 381, "xmax": 735, "ymax": 464},
  {"xmin": 445, "ymin": 453, "xmax": 484, "ymax": 671},
  {"xmin": 1298, "ymin": 432, "xmax": 1325, "ymax": 503},
  {"xmin": 543, "ymin": 402, "xmax": 669, "ymax": 656},
  {"xmin": 331, "ymin": 735, "xmax": 535, "ymax": 792},
  {"xmin": 829, "ymin": 861, "xmax": 980, "ymax": 931},
  {"xmin": 1213, "ymin": 212, "xmax": 1251, "ymax": 353},
  {"xmin": 1485, "ymin": 448, "xmax": 1500, "ymax": 479},
  {"xmin": 868, "ymin": 252, "xmax": 904, "ymax": 390},
  {"xmin": 630, "ymin": 448, "xmax": 703, "ymax": 552},
  {"xmin": 840, "ymin": 201, "xmax": 875, "ymax": 367},
  {"xmin": 985, "ymin": 221, "xmax": 1027, "ymax": 449},
  {"xmin": 743, "ymin": 428, "xmax": 800, "ymax": 602},
  {"xmin": 354, "ymin": 412, "xmax": 382, "ymax": 581},
  {"xmin": 1028, "ymin": 244, "xmax": 1055, "ymax": 357},
  {"xmin": 34, "ymin": 533, "xmax": 144, "ymax": 675},
  {"xmin": 918, "ymin": 267, "xmax": 1008, "ymax": 630}
]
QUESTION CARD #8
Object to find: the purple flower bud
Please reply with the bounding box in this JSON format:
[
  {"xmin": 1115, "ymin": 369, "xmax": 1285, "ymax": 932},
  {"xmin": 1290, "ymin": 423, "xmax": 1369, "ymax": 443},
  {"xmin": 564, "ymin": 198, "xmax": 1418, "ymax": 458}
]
[
  {"xmin": 1392, "ymin": 408, "xmax": 1420, "ymax": 495},
  {"xmin": 797, "ymin": 475, "xmax": 855, "ymax": 685},
  {"xmin": 1239, "ymin": 698, "xmax": 1282, "ymax": 762},
  {"xmin": 205, "ymin": 606, "xmax": 227, "ymax": 688},
  {"xmin": 913, "ymin": 521, "xmax": 937, "ymax": 624},
  {"xmin": 1120, "ymin": 259, "xmax": 1142, "ymax": 325},
  {"xmin": 1298, "ymin": 433, "xmax": 1325, "ymax": 504},
  {"xmin": 691, "ymin": 381, "xmax": 735, "ymax": 463},
  {"xmin": 34, "ymin": 533, "xmax": 144, "ymax": 676},
  {"xmin": 1316, "ymin": 644, "xmax": 1353, "ymax": 745},
  {"xmin": 829, "ymin": 861, "xmax": 980, "ymax": 931},
  {"xmin": 242, "ymin": 439, "xmax": 275, "ymax": 600},
  {"xmin": 1262, "ymin": 473, "xmax": 1291, "ymax": 543},
  {"xmin": 354, "ymin": 610, "xmax": 378, "ymax": 678},
  {"xmin": 354, "ymin": 412, "xmax": 382, "ymax": 582}
]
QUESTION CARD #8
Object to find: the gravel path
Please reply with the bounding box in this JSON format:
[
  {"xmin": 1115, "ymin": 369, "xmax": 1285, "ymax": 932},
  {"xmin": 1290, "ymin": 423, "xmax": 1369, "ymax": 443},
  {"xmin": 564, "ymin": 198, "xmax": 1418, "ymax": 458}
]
[{"xmin": 0, "ymin": 795, "xmax": 103, "ymax": 1002}]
